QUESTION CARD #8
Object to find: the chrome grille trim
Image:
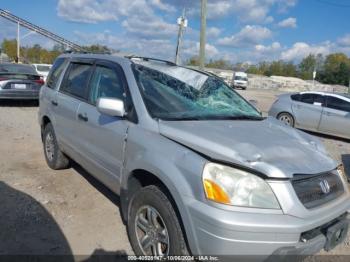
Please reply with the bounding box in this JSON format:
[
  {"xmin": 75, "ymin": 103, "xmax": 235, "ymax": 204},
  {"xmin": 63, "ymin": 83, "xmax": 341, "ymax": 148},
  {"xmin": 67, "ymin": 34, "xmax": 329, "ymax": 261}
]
[{"xmin": 292, "ymin": 172, "xmax": 344, "ymax": 209}]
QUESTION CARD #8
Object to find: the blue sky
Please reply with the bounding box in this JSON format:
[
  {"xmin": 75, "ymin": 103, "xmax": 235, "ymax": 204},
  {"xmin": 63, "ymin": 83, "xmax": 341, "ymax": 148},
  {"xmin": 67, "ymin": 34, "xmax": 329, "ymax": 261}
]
[{"xmin": 1, "ymin": 0, "xmax": 350, "ymax": 64}]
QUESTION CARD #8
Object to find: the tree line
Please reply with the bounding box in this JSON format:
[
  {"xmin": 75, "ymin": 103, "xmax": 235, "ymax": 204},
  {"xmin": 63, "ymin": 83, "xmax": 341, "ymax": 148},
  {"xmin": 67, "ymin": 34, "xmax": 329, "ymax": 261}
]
[
  {"xmin": 1, "ymin": 38, "xmax": 349, "ymax": 87},
  {"xmin": 0, "ymin": 39, "xmax": 111, "ymax": 64},
  {"xmin": 187, "ymin": 53, "xmax": 350, "ymax": 87}
]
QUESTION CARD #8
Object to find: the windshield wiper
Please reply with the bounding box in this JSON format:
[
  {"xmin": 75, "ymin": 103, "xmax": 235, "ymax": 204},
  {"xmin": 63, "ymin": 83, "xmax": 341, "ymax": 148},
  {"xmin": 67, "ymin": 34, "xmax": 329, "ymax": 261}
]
[{"xmin": 213, "ymin": 115, "xmax": 265, "ymax": 121}]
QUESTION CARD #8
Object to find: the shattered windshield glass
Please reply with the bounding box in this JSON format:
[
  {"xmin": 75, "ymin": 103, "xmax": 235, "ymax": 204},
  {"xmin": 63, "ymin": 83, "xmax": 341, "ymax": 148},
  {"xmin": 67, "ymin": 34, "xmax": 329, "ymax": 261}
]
[{"xmin": 133, "ymin": 64, "xmax": 261, "ymax": 121}]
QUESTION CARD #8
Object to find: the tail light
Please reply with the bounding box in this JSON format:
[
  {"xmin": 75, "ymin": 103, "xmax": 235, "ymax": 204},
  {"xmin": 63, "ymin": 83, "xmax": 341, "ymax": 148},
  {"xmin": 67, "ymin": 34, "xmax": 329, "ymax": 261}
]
[
  {"xmin": 0, "ymin": 77, "xmax": 8, "ymax": 81},
  {"xmin": 35, "ymin": 76, "xmax": 45, "ymax": 86}
]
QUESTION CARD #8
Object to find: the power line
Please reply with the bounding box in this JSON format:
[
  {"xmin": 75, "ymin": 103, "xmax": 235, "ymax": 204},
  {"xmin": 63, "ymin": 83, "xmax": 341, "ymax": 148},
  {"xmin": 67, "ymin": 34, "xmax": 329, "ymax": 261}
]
[{"xmin": 314, "ymin": 0, "xmax": 350, "ymax": 7}]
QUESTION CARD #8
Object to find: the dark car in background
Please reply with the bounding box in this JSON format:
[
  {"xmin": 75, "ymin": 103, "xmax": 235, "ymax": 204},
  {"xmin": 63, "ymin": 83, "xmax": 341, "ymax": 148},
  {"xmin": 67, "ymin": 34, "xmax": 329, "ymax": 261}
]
[{"xmin": 0, "ymin": 63, "xmax": 44, "ymax": 100}]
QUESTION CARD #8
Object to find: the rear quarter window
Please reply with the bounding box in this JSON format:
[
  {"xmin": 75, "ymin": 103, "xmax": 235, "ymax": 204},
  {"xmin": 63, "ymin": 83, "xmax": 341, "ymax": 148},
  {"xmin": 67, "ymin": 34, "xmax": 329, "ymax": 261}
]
[
  {"xmin": 291, "ymin": 94, "xmax": 301, "ymax": 101},
  {"xmin": 46, "ymin": 58, "xmax": 69, "ymax": 89}
]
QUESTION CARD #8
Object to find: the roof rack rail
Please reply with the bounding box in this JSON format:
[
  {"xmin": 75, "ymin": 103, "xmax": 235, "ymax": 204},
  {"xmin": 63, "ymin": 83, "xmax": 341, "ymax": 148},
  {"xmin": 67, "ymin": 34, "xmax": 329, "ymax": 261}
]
[
  {"xmin": 63, "ymin": 50, "xmax": 112, "ymax": 55},
  {"xmin": 126, "ymin": 56, "xmax": 176, "ymax": 66}
]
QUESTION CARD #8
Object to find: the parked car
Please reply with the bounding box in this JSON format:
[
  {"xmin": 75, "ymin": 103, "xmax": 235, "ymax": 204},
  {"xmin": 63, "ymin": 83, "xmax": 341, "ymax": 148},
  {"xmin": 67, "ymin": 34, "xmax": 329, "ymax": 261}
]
[
  {"xmin": 0, "ymin": 63, "xmax": 44, "ymax": 100},
  {"xmin": 269, "ymin": 91, "xmax": 350, "ymax": 139},
  {"xmin": 232, "ymin": 71, "xmax": 248, "ymax": 90},
  {"xmin": 32, "ymin": 63, "xmax": 52, "ymax": 82},
  {"xmin": 39, "ymin": 54, "xmax": 350, "ymax": 258}
]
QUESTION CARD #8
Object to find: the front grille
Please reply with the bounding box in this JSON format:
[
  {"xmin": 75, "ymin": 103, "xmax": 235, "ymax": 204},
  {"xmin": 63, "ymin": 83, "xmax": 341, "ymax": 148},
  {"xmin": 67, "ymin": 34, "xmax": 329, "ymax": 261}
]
[{"xmin": 292, "ymin": 172, "xmax": 344, "ymax": 209}]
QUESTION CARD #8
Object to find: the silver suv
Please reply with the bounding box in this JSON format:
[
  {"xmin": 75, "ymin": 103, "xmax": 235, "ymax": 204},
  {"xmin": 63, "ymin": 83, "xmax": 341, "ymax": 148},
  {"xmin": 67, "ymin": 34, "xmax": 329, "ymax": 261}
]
[{"xmin": 39, "ymin": 53, "xmax": 350, "ymax": 258}]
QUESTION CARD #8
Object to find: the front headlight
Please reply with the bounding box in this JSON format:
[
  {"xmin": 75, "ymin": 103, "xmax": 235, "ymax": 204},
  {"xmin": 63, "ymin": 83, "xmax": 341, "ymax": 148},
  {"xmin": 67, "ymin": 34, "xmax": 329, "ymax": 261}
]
[{"xmin": 202, "ymin": 163, "xmax": 280, "ymax": 209}]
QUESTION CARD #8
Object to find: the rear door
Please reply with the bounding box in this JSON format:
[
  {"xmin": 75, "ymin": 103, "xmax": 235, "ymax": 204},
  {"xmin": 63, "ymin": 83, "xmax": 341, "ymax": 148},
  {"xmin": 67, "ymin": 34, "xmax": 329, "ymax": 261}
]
[
  {"xmin": 40, "ymin": 57, "xmax": 69, "ymax": 124},
  {"xmin": 292, "ymin": 93, "xmax": 324, "ymax": 131},
  {"xmin": 318, "ymin": 96, "xmax": 350, "ymax": 139},
  {"xmin": 54, "ymin": 59, "xmax": 94, "ymax": 156},
  {"xmin": 75, "ymin": 60, "xmax": 131, "ymax": 190}
]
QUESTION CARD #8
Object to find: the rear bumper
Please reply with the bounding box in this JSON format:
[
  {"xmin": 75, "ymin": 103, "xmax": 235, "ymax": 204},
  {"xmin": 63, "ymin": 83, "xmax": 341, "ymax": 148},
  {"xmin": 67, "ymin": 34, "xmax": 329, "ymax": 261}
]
[
  {"xmin": 0, "ymin": 90, "xmax": 39, "ymax": 100},
  {"xmin": 185, "ymin": 196, "xmax": 350, "ymax": 258}
]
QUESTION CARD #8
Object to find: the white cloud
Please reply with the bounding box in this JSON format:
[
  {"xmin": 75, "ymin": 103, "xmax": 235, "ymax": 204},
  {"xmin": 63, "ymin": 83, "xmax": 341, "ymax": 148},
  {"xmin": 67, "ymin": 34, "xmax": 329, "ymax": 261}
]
[
  {"xmin": 280, "ymin": 42, "xmax": 331, "ymax": 61},
  {"xmin": 278, "ymin": 0, "xmax": 298, "ymax": 13},
  {"xmin": 217, "ymin": 25, "xmax": 272, "ymax": 47},
  {"xmin": 182, "ymin": 41, "xmax": 219, "ymax": 59},
  {"xmin": 337, "ymin": 34, "xmax": 350, "ymax": 47},
  {"xmin": 74, "ymin": 30, "xmax": 176, "ymax": 59},
  {"xmin": 277, "ymin": 17, "xmax": 297, "ymax": 28},
  {"xmin": 184, "ymin": 0, "xmax": 297, "ymax": 24},
  {"xmin": 255, "ymin": 42, "xmax": 281, "ymax": 53},
  {"xmin": 57, "ymin": 0, "xmax": 119, "ymax": 23},
  {"xmin": 149, "ymin": 0, "xmax": 176, "ymax": 12},
  {"xmin": 122, "ymin": 15, "xmax": 177, "ymax": 38},
  {"xmin": 207, "ymin": 27, "xmax": 222, "ymax": 38}
]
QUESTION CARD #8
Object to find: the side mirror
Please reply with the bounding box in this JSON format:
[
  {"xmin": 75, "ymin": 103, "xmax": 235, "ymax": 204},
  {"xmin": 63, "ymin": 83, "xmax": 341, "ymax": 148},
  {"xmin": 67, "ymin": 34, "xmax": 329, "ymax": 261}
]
[{"xmin": 97, "ymin": 98, "xmax": 125, "ymax": 117}]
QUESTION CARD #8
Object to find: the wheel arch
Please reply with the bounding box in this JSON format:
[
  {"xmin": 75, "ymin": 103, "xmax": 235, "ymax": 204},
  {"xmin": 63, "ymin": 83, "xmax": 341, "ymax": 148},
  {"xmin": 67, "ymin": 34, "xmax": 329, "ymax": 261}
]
[
  {"xmin": 121, "ymin": 168, "xmax": 194, "ymax": 254},
  {"xmin": 40, "ymin": 115, "xmax": 52, "ymax": 141}
]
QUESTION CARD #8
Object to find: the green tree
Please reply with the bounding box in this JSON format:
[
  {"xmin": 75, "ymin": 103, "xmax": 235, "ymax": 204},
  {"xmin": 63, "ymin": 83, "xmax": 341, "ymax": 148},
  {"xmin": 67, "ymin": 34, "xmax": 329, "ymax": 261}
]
[
  {"xmin": 186, "ymin": 56, "xmax": 200, "ymax": 66},
  {"xmin": 298, "ymin": 54, "xmax": 317, "ymax": 80},
  {"xmin": 1, "ymin": 39, "xmax": 17, "ymax": 61},
  {"xmin": 318, "ymin": 53, "xmax": 350, "ymax": 86}
]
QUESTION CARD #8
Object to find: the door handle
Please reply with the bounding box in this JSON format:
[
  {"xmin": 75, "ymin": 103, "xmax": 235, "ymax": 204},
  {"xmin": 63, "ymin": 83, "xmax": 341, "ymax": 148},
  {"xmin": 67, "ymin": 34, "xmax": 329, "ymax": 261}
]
[
  {"xmin": 323, "ymin": 112, "xmax": 331, "ymax": 116},
  {"xmin": 51, "ymin": 100, "xmax": 58, "ymax": 106},
  {"xmin": 78, "ymin": 113, "xmax": 88, "ymax": 122}
]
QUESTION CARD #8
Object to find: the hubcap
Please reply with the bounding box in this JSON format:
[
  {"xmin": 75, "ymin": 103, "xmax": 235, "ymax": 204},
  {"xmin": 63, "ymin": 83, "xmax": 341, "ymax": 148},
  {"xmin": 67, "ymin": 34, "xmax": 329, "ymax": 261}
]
[
  {"xmin": 279, "ymin": 115, "xmax": 292, "ymax": 126},
  {"xmin": 45, "ymin": 132, "xmax": 55, "ymax": 161},
  {"xmin": 135, "ymin": 205, "xmax": 169, "ymax": 256}
]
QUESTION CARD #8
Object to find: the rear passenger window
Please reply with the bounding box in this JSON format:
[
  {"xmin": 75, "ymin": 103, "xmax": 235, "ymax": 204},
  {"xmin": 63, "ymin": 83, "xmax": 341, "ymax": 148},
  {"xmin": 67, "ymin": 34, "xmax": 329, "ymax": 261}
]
[
  {"xmin": 46, "ymin": 58, "xmax": 68, "ymax": 89},
  {"xmin": 89, "ymin": 66, "xmax": 125, "ymax": 105},
  {"xmin": 61, "ymin": 63, "xmax": 93, "ymax": 100},
  {"xmin": 300, "ymin": 94, "xmax": 324, "ymax": 105},
  {"xmin": 300, "ymin": 94, "xmax": 314, "ymax": 104},
  {"xmin": 326, "ymin": 97, "xmax": 350, "ymax": 112}
]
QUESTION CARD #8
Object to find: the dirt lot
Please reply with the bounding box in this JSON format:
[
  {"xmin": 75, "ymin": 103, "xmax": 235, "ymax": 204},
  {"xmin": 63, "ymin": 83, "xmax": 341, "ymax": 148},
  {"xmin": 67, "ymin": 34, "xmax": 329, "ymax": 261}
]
[{"xmin": 0, "ymin": 89, "xmax": 349, "ymax": 258}]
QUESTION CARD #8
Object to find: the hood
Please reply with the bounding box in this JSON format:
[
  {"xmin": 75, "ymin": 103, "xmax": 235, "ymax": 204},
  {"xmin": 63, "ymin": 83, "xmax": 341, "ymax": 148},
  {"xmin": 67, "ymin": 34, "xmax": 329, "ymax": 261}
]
[{"xmin": 159, "ymin": 117, "xmax": 337, "ymax": 178}]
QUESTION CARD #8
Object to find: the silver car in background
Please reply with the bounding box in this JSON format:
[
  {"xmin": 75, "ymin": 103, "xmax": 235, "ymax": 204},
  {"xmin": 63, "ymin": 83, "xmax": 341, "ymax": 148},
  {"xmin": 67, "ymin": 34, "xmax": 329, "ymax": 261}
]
[{"xmin": 269, "ymin": 91, "xmax": 350, "ymax": 139}]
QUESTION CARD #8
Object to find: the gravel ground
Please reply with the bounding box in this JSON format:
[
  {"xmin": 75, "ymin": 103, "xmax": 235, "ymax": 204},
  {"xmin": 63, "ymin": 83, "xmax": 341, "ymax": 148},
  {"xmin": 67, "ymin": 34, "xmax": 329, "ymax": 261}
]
[{"xmin": 0, "ymin": 89, "xmax": 349, "ymax": 258}]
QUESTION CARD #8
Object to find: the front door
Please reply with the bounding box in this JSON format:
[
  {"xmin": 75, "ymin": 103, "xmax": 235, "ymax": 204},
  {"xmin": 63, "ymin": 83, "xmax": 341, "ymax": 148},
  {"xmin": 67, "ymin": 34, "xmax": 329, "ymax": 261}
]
[
  {"xmin": 292, "ymin": 93, "xmax": 324, "ymax": 131},
  {"xmin": 75, "ymin": 61, "xmax": 131, "ymax": 190}
]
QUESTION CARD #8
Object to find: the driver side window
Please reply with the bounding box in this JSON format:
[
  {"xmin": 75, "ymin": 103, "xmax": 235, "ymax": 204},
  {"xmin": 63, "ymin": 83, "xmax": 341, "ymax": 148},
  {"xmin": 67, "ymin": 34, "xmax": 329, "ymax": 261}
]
[{"xmin": 89, "ymin": 65, "xmax": 125, "ymax": 105}]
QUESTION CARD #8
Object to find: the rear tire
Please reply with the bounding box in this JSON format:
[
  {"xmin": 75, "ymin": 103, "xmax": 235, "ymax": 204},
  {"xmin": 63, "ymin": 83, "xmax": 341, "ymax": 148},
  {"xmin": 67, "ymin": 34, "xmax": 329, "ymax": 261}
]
[
  {"xmin": 43, "ymin": 123, "xmax": 70, "ymax": 170},
  {"xmin": 277, "ymin": 112, "xmax": 295, "ymax": 127},
  {"xmin": 127, "ymin": 185, "xmax": 189, "ymax": 256}
]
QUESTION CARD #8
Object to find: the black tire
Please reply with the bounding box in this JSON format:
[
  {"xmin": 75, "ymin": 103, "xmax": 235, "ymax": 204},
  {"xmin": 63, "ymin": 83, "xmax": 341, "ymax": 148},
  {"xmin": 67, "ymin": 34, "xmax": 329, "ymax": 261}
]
[
  {"xmin": 43, "ymin": 123, "xmax": 70, "ymax": 170},
  {"xmin": 127, "ymin": 185, "xmax": 189, "ymax": 256},
  {"xmin": 277, "ymin": 112, "xmax": 295, "ymax": 127}
]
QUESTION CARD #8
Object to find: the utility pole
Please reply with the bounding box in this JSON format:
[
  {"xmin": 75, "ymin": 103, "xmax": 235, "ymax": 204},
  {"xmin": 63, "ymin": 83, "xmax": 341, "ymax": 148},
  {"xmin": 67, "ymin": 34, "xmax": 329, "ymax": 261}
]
[
  {"xmin": 175, "ymin": 9, "xmax": 188, "ymax": 65},
  {"xmin": 199, "ymin": 0, "xmax": 207, "ymax": 70},
  {"xmin": 16, "ymin": 21, "xmax": 20, "ymax": 63}
]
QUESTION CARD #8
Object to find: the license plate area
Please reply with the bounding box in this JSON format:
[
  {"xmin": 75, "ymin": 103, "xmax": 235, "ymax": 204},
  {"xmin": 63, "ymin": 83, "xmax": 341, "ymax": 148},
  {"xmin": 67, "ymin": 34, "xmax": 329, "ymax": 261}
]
[
  {"xmin": 12, "ymin": 83, "xmax": 27, "ymax": 89},
  {"xmin": 324, "ymin": 219, "xmax": 349, "ymax": 251}
]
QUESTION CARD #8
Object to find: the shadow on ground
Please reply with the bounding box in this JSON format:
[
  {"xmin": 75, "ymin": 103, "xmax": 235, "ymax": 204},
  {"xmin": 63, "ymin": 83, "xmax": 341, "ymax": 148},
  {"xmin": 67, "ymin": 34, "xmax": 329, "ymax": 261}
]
[
  {"xmin": 71, "ymin": 161, "xmax": 121, "ymax": 210},
  {"xmin": 304, "ymin": 130, "xmax": 350, "ymax": 144},
  {"xmin": 0, "ymin": 182, "xmax": 73, "ymax": 257},
  {"xmin": 0, "ymin": 99, "xmax": 38, "ymax": 107}
]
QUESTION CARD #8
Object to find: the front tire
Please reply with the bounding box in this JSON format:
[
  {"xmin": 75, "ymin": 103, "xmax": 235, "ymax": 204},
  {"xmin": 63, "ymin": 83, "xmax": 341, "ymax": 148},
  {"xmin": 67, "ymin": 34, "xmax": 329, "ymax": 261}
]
[
  {"xmin": 43, "ymin": 123, "xmax": 70, "ymax": 170},
  {"xmin": 277, "ymin": 112, "xmax": 295, "ymax": 127},
  {"xmin": 127, "ymin": 185, "xmax": 188, "ymax": 256}
]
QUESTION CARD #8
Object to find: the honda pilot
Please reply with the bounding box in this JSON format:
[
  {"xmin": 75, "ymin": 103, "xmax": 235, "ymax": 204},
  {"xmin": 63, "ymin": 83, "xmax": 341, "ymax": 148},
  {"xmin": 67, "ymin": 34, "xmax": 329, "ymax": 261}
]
[{"xmin": 39, "ymin": 53, "xmax": 350, "ymax": 259}]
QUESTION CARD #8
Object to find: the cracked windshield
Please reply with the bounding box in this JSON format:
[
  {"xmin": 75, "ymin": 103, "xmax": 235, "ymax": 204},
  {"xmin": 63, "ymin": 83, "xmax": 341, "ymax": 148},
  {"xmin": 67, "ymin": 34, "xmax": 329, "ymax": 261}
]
[{"xmin": 134, "ymin": 64, "xmax": 261, "ymax": 120}]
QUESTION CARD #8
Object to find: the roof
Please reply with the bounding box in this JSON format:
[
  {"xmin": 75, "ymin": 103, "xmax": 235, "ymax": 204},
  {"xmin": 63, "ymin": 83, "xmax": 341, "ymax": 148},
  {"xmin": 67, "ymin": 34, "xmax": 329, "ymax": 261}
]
[{"xmin": 300, "ymin": 91, "xmax": 350, "ymax": 102}]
